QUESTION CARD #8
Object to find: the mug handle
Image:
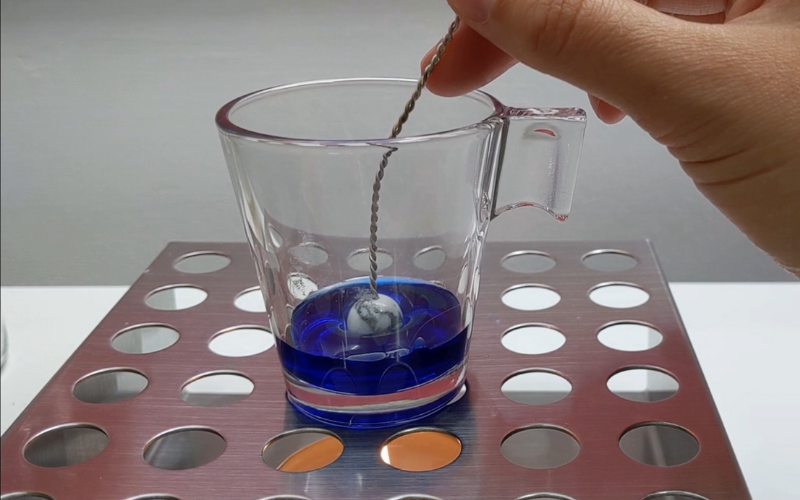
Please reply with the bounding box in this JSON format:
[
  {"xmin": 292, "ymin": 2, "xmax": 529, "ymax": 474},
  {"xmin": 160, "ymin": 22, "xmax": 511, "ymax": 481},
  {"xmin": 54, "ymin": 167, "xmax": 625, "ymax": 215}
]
[{"xmin": 491, "ymin": 107, "xmax": 587, "ymax": 220}]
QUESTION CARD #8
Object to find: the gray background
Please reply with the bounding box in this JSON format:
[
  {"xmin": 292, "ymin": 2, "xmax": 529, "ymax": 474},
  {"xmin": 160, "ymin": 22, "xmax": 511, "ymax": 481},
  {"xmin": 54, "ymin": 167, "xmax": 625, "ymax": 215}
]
[{"xmin": 1, "ymin": 0, "xmax": 793, "ymax": 285}]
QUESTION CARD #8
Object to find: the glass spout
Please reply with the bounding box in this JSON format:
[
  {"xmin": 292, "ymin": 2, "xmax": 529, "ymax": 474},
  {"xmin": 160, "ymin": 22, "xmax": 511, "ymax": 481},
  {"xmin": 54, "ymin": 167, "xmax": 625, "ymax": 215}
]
[{"xmin": 491, "ymin": 107, "xmax": 586, "ymax": 220}]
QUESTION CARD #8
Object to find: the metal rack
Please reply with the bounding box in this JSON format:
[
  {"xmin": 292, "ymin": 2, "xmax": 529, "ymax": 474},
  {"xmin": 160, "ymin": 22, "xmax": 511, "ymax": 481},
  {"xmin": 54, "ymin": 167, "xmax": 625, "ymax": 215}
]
[{"xmin": 0, "ymin": 241, "xmax": 750, "ymax": 500}]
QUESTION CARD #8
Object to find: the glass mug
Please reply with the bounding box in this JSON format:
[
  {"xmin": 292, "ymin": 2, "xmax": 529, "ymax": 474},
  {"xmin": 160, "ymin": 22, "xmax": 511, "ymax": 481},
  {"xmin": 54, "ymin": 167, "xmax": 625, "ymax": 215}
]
[
  {"xmin": 1, "ymin": 315, "xmax": 7, "ymax": 370},
  {"xmin": 216, "ymin": 78, "xmax": 585, "ymax": 428}
]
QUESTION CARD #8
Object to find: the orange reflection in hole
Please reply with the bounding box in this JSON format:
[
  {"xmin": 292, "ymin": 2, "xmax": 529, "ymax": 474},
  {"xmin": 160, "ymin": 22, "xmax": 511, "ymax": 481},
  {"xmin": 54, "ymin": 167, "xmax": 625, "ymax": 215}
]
[
  {"xmin": 263, "ymin": 430, "xmax": 344, "ymax": 473},
  {"xmin": 380, "ymin": 429, "xmax": 461, "ymax": 472},
  {"xmin": 277, "ymin": 435, "xmax": 344, "ymax": 472}
]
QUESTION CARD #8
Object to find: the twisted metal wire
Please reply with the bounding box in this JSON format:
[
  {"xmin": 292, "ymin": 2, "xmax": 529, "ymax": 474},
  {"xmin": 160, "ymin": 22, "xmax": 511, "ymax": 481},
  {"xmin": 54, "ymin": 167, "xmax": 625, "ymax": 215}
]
[{"xmin": 368, "ymin": 17, "xmax": 460, "ymax": 297}]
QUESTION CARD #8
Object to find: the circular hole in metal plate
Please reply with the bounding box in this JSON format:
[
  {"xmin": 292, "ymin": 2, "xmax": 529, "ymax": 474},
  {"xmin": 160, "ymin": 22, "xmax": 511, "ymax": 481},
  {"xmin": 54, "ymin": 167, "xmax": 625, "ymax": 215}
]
[
  {"xmin": 516, "ymin": 495, "xmax": 577, "ymax": 500},
  {"xmin": 0, "ymin": 494, "xmax": 55, "ymax": 500},
  {"xmin": 582, "ymin": 249, "xmax": 638, "ymax": 271},
  {"xmin": 607, "ymin": 368, "xmax": 679, "ymax": 403},
  {"xmin": 619, "ymin": 423, "xmax": 699, "ymax": 467},
  {"xmin": 126, "ymin": 496, "xmax": 182, "ymax": 500},
  {"xmin": 598, "ymin": 322, "xmax": 663, "ymax": 352},
  {"xmin": 502, "ymin": 251, "xmax": 556, "ymax": 274},
  {"xmin": 386, "ymin": 496, "xmax": 444, "ymax": 500},
  {"xmin": 111, "ymin": 324, "xmax": 179, "ymax": 354},
  {"xmin": 462, "ymin": 297, "xmax": 474, "ymax": 329},
  {"xmin": 501, "ymin": 426, "xmax": 579, "ymax": 469},
  {"xmin": 457, "ymin": 263, "xmax": 470, "ymax": 294},
  {"xmin": 502, "ymin": 371, "xmax": 572, "ymax": 406},
  {"xmin": 145, "ymin": 285, "xmax": 207, "ymax": 311},
  {"xmin": 262, "ymin": 429, "xmax": 344, "ymax": 472},
  {"xmin": 173, "ymin": 252, "xmax": 231, "ymax": 274},
  {"xmin": 589, "ymin": 283, "xmax": 649, "ymax": 309},
  {"xmin": 73, "ymin": 368, "xmax": 148, "ymax": 404},
  {"xmin": 144, "ymin": 427, "xmax": 226, "ymax": 470},
  {"xmin": 641, "ymin": 493, "xmax": 710, "ymax": 500},
  {"xmin": 264, "ymin": 247, "xmax": 281, "ymax": 274},
  {"xmin": 347, "ymin": 248, "xmax": 393, "ymax": 272},
  {"xmin": 235, "ymin": 287, "xmax": 266, "ymax": 313},
  {"xmin": 380, "ymin": 428, "xmax": 461, "ymax": 472},
  {"xmin": 268, "ymin": 225, "xmax": 284, "ymax": 248},
  {"xmin": 289, "ymin": 243, "xmax": 329, "ymax": 267},
  {"xmin": 258, "ymin": 496, "xmax": 313, "ymax": 500},
  {"xmin": 502, "ymin": 324, "xmax": 566, "ymax": 355},
  {"xmin": 265, "ymin": 266, "xmax": 277, "ymax": 296},
  {"xmin": 24, "ymin": 424, "xmax": 108, "ymax": 468},
  {"xmin": 502, "ymin": 285, "xmax": 561, "ymax": 311},
  {"xmin": 287, "ymin": 273, "xmax": 318, "ymax": 300},
  {"xmin": 209, "ymin": 326, "xmax": 275, "ymax": 357},
  {"xmin": 413, "ymin": 246, "xmax": 446, "ymax": 271},
  {"xmin": 180, "ymin": 372, "xmax": 254, "ymax": 407}
]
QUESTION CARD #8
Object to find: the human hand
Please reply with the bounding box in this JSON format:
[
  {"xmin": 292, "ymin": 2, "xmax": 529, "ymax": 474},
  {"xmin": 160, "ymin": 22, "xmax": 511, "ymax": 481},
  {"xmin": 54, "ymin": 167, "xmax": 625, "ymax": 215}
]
[{"xmin": 422, "ymin": 0, "xmax": 800, "ymax": 277}]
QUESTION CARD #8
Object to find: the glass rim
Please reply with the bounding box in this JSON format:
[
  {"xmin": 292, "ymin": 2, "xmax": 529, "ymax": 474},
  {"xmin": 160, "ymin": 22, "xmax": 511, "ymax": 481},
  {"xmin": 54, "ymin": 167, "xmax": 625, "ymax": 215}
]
[{"xmin": 214, "ymin": 77, "xmax": 505, "ymax": 146}]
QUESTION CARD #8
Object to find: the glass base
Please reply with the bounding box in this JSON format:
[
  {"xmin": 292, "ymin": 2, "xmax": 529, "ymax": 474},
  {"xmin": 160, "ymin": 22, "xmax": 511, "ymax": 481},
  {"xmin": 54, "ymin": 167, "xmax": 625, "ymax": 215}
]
[{"xmin": 286, "ymin": 381, "xmax": 464, "ymax": 429}]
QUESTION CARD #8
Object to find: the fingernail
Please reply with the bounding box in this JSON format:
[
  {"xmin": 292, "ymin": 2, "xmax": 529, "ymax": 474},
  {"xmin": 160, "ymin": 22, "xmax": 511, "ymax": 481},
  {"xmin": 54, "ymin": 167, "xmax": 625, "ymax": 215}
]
[{"xmin": 448, "ymin": 0, "xmax": 494, "ymax": 24}]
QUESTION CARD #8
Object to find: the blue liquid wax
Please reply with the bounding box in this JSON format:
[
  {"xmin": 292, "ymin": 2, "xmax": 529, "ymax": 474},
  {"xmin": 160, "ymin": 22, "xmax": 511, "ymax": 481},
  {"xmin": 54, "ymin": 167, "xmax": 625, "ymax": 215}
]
[{"xmin": 279, "ymin": 278, "xmax": 468, "ymax": 398}]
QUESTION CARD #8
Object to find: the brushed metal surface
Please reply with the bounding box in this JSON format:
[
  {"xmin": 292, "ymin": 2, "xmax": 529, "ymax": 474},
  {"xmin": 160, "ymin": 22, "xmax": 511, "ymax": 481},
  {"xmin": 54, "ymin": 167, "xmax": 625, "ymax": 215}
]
[{"xmin": 0, "ymin": 241, "xmax": 751, "ymax": 500}]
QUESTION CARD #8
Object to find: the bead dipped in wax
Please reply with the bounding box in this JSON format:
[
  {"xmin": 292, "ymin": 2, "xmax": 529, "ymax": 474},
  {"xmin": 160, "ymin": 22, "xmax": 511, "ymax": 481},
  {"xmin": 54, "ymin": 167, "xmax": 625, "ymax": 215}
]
[{"xmin": 346, "ymin": 293, "xmax": 403, "ymax": 336}]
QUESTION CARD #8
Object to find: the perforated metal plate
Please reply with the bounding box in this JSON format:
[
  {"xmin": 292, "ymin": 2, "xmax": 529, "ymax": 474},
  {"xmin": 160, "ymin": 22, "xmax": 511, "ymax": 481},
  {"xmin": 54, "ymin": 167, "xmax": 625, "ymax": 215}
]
[{"xmin": 0, "ymin": 241, "xmax": 750, "ymax": 500}]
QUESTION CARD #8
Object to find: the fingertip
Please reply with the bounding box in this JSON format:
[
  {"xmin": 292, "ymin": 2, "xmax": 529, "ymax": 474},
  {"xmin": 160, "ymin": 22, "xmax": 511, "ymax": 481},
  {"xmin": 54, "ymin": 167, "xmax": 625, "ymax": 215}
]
[
  {"xmin": 420, "ymin": 24, "xmax": 516, "ymax": 97},
  {"xmin": 424, "ymin": 79, "xmax": 463, "ymax": 98},
  {"xmin": 420, "ymin": 48, "xmax": 460, "ymax": 97},
  {"xmin": 589, "ymin": 95, "xmax": 627, "ymax": 124},
  {"xmin": 420, "ymin": 46, "xmax": 436, "ymax": 73},
  {"xmin": 425, "ymin": 71, "xmax": 473, "ymax": 97}
]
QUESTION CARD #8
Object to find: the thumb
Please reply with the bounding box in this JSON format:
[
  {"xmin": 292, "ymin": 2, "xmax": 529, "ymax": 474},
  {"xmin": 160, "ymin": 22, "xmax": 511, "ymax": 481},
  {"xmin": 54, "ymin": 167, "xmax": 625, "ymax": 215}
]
[{"xmin": 442, "ymin": 0, "xmax": 722, "ymax": 133}]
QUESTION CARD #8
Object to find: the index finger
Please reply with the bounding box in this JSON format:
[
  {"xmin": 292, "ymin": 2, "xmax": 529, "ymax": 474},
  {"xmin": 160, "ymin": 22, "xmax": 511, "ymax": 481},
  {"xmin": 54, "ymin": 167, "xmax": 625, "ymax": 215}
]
[{"xmin": 422, "ymin": 23, "xmax": 516, "ymax": 97}]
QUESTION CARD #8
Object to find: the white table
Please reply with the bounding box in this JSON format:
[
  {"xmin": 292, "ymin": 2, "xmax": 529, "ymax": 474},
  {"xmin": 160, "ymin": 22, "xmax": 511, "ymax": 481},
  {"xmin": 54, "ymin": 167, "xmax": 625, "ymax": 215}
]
[{"xmin": 2, "ymin": 284, "xmax": 799, "ymax": 499}]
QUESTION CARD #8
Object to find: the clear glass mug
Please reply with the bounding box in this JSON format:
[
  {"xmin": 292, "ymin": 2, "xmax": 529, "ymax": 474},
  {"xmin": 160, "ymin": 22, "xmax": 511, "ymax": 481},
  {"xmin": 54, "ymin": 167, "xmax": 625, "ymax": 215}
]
[
  {"xmin": 1, "ymin": 315, "xmax": 7, "ymax": 370},
  {"xmin": 216, "ymin": 78, "xmax": 585, "ymax": 428}
]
